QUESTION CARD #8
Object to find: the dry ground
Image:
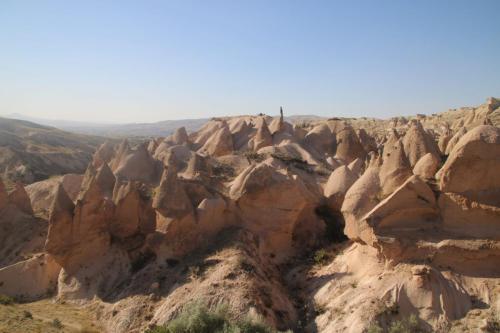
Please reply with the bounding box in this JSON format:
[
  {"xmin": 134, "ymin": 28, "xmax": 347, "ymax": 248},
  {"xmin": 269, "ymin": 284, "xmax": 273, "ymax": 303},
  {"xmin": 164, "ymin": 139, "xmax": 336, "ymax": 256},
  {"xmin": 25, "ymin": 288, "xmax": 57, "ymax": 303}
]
[{"xmin": 0, "ymin": 299, "xmax": 102, "ymax": 333}]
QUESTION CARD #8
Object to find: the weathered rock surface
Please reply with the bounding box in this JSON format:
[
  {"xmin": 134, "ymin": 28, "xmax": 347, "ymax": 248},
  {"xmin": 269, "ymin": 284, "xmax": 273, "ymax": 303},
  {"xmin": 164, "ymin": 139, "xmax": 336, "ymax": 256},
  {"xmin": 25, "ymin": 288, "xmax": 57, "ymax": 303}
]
[
  {"xmin": 335, "ymin": 126, "xmax": 366, "ymax": 163},
  {"xmin": 230, "ymin": 161, "xmax": 320, "ymax": 260},
  {"xmin": 413, "ymin": 152, "xmax": 440, "ymax": 180},
  {"xmin": 1, "ymin": 98, "xmax": 499, "ymax": 333},
  {"xmin": 324, "ymin": 165, "xmax": 358, "ymax": 210},
  {"xmin": 403, "ymin": 120, "xmax": 441, "ymax": 167},
  {"xmin": 439, "ymin": 125, "xmax": 500, "ymax": 238},
  {"xmin": 0, "ymin": 254, "xmax": 60, "ymax": 301}
]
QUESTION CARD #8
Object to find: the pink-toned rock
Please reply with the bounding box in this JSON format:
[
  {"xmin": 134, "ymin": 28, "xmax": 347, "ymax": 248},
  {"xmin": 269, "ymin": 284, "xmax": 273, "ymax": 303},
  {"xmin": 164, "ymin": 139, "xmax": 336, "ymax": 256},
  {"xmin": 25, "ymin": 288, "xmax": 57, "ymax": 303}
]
[
  {"xmin": 413, "ymin": 152, "xmax": 440, "ymax": 180},
  {"xmin": 335, "ymin": 126, "xmax": 366, "ymax": 164},
  {"xmin": 251, "ymin": 118, "xmax": 273, "ymax": 151},
  {"xmin": 114, "ymin": 143, "xmax": 160, "ymax": 183},
  {"xmin": 8, "ymin": 183, "xmax": 34, "ymax": 215},
  {"xmin": 0, "ymin": 254, "xmax": 61, "ymax": 301},
  {"xmin": 347, "ymin": 157, "xmax": 364, "ymax": 176},
  {"xmin": 93, "ymin": 140, "xmax": 116, "ymax": 168},
  {"xmin": 198, "ymin": 122, "xmax": 234, "ymax": 157},
  {"xmin": 402, "ymin": 120, "xmax": 440, "ymax": 167},
  {"xmin": 379, "ymin": 139, "xmax": 413, "ymax": 197},
  {"xmin": 439, "ymin": 125, "xmax": 500, "ymax": 238},
  {"xmin": 111, "ymin": 181, "xmax": 155, "ymax": 239},
  {"xmin": 230, "ymin": 161, "xmax": 320, "ymax": 260},
  {"xmin": 324, "ymin": 165, "xmax": 358, "ymax": 210},
  {"xmin": 304, "ymin": 123, "xmax": 335, "ymax": 156},
  {"xmin": 445, "ymin": 127, "xmax": 467, "ymax": 155},
  {"xmin": 357, "ymin": 128, "xmax": 377, "ymax": 153}
]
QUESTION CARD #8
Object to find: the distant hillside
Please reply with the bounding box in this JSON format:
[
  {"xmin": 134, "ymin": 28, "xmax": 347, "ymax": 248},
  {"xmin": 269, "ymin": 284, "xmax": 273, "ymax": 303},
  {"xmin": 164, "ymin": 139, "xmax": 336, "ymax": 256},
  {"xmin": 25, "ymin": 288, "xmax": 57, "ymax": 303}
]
[
  {"xmin": 5, "ymin": 114, "xmax": 328, "ymax": 138},
  {"xmin": 0, "ymin": 117, "xmax": 105, "ymax": 184},
  {"xmin": 5, "ymin": 114, "xmax": 210, "ymax": 138}
]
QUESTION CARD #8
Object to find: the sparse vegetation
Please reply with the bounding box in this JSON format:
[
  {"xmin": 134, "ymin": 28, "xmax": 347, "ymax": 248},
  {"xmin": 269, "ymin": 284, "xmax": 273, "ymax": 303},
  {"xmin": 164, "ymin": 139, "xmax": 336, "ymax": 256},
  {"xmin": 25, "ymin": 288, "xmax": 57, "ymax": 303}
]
[
  {"xmin": 0, "ymin": 299, "xmax": 100, "ymax": 332},
  {"xmin": 188, "ymin": 265, "xmax": 202, "ymax": 279},
  {"xmin": 244, "ymin": 151, "xmax": 265, "ymax": 163},
  {"xmin": 367, "ymin": 315, "xmax": 420, "ymax": 333},
  {"xmin": 23, "ymin": 310, "xmax": 33, "ymax": 319},
  {"xmin": 484, "ymin": 315, "xmax": 500, "ymax": 333},
  {"xmin": 313, "ymin": 249, "xmax": 330, "ymax": 265},
  {"xmin": 270, "ymin": 152, "xmax": 314, "ymax": 173},
  {"xmin": 0, "ymin": 294, "xmax": 15, "ymax": 305},
  {"xmin": 51, "ymin": 318, "xmax": 63, "ymax": 329},
  {"xmin": 212, "ymin": 162, "xmax": 236, "ymax": 180},
  {"xmin": 146, "ymin": 303, "xmax": 284, "ymax": 333},
  {"xmin": 236, "ymin": 257, "xmax": 255, "ymax": 274}
]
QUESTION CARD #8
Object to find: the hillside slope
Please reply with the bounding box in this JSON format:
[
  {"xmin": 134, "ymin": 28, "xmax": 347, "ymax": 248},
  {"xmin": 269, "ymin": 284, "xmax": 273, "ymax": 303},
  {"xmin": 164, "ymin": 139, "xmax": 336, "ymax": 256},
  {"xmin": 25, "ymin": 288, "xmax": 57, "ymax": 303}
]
[{"xmin": 0, "ymin": 117, "xmax": 104, "ymax": 184}]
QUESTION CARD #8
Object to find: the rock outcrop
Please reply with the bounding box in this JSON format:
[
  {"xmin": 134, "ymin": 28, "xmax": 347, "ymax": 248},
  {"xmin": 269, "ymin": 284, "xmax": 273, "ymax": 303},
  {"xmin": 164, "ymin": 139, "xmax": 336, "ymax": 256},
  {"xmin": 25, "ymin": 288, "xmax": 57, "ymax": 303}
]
[
  {"xmin": 198, "ymin": 122, "xmax": 234, "ymax": 157},
  {"xmin": 324, "ymin": 165, "xmax": 358, "ymax": 210},
  {"xmin": 402, "ymin": 120, "xmax": 440, "ymax": 167},
  {"xmin": 250, "ymin": 118, "xmax": 273, "ymax": 151},
  {"xmin": 335, "ymin": 126, "xmax": 366, "ymax": 163},
  {"xmin": 7, "ymin": 182, "xmax": 33, "ymax": 215},
  {"xmin": 439, "ymin": 125, "xmax": 500, "ymax": 238},
  {"xmin": 303, "ymin": 123, "xmax": 335, "ymax": 156},
  {"xmin": 2, "ymin": 98, "xmax": 499, "ymax": 333},
  {"xmin": 413, "ymin": 152, "xmax": 440, "ymax": 180},
  {"xmin": 230, "ymin": 161, "xmax": 320, "ymax": 260},
  {"xmin": 0, "ymin": 254, "xmax": 60, "ymax": 301}
]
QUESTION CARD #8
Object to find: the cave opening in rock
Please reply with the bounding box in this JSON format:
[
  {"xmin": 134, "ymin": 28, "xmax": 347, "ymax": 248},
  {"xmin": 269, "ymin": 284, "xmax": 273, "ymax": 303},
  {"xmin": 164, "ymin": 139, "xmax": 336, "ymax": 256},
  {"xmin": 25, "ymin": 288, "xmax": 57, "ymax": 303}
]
[{"xmin": 314, "ymin": 204, "xmax": 348, "ymax": 243}]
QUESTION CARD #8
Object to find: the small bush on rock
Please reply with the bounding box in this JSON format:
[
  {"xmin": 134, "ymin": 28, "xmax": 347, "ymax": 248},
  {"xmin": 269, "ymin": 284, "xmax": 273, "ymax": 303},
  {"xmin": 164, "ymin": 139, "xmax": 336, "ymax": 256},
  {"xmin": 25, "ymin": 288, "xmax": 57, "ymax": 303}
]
[{"xmin": 313, "ymin": 249, "xmax": 329, "ymax": 265}]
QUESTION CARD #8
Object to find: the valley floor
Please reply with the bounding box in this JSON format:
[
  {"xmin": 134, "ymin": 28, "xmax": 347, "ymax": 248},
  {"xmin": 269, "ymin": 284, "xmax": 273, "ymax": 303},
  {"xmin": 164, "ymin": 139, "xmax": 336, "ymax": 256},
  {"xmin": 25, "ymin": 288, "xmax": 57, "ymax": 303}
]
[{"xmin": 0, "ymin": 299, "xmax": 102, "ymax": 333}]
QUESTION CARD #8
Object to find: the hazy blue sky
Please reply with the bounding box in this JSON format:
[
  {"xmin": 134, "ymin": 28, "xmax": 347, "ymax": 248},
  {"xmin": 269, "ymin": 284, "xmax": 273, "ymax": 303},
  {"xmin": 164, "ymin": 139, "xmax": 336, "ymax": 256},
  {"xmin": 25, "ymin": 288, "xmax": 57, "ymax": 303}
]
[{"xmin": 1, "ymin": 0, "xmax": 499, "ymax": 123}]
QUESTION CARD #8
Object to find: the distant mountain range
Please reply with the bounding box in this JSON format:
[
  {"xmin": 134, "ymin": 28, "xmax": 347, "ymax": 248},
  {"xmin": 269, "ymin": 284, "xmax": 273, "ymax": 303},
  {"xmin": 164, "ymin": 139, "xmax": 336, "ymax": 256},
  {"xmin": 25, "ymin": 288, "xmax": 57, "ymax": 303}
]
[{"xmin": 3, "ymin": 113, "xmax": 326, "ymax": 138}]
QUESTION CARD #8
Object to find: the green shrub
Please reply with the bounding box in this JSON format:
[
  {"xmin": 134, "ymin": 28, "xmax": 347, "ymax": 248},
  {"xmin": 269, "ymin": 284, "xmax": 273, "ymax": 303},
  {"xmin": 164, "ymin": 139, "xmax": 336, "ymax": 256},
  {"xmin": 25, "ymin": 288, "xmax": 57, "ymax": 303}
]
[
  {"xmin": 367, "ymin": 315, "xmax": 420, "ymax": 333},
  {"xmin": 146, "ymin": 303, "xmax": 282, "ymax": 333},
  {"xmin": 0, "ymin": 294, "xmax": 15, "ymax": 305},
  {"xmin": 367, "ymin": 324, "xmax": 384, "ymax": 333},
  {"xmin": 388, "ymin": 315, "xmax": 419, "ymax": 333},
  {"xmin": 313, "ymin": 249, "xmax": 329, "ymax": 265}
]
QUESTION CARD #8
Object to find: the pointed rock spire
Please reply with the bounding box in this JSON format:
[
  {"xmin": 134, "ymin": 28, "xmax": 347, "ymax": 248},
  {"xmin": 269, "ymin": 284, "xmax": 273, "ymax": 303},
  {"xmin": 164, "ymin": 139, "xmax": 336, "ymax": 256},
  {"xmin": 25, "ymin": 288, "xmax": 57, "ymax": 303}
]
[
  {"xmin": 380, "ymin": 139, "xmax": 412, "ymax": 197},
  {"xmin": 153, "ymin": 166, "xmax": 193, "ymax": 219},
  {"xmin": 8, "ymin": 183, "xmax": 33, "ymax": 215},
  {"xmin": 93, "ymin": 163, "xmax": 116, "ymax": 199},
  {"xmin": 45, "ymin": 183, "xmax": 75, "ymax": 261},
  {"xmin": 335, "ymin": 126, "xmax": 366, "ymax": 164},
  {"xmin": 92, "ymin": 140, "xmax": 115, "ymax": 168},
  {"xmin": 324, "ymin": 165, "xmax": 359, "ymax": 210},
  {"xmin": 252, "ymin": 117, "xmax": 273, "ymax": 151},
  {"xmin": 198, "ymin": 122, "xmax": 234, "ymax": 156},
  {"xmin": 402, "ymin": 120, "xmax": 440, "ymax": 167}
]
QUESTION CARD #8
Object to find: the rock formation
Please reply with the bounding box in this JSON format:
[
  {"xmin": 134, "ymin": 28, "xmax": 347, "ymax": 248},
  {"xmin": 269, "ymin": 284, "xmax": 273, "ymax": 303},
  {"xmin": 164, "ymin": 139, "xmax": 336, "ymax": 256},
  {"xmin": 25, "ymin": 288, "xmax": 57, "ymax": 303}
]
[
  {"xmin": 402, "ymin": 120, "xmax": 441, "ymax": 167},
  {"xmin": 1, "ymin": 98, "xmax": 499, "ymax": 333},
  {"xmin": 335, "ymin": 126, "xmax": 366, "ymax": 164}
]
